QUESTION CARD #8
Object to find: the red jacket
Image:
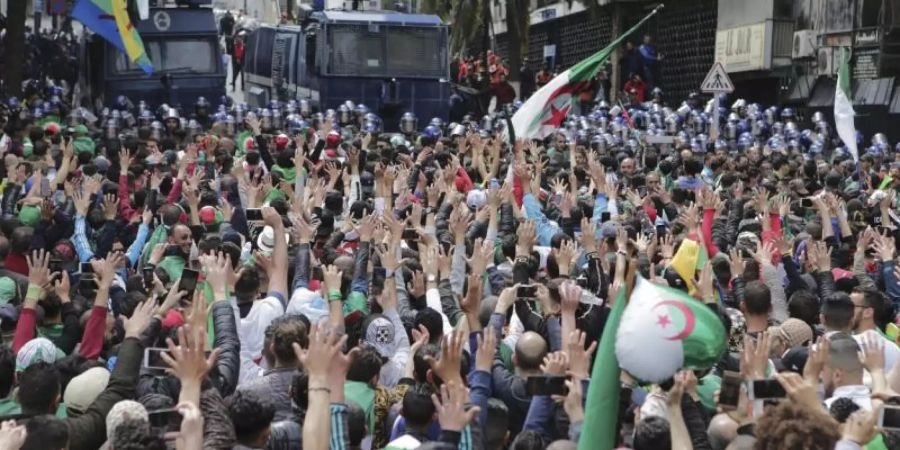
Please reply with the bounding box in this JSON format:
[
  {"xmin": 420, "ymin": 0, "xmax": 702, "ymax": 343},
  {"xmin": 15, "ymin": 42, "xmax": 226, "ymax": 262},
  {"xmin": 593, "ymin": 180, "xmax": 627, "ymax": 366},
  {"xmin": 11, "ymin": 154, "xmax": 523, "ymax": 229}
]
[{"xmin": 234, "ymin": 42, "xmax": 245, "ymax": 63}]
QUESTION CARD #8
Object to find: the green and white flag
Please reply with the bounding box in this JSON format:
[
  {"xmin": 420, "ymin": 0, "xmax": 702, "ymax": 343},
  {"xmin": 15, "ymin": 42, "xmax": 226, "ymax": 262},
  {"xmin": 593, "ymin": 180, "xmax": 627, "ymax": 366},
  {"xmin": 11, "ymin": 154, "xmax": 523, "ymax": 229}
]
[
  {"xmin": 509, "ymin": 5, "xmax": 662, "ymax": 140},
  {"xmin": 834, "ymin": 47, "xmax": 858, "ymax": 162},
  {"xmin": 615, "ymin": 277, "xmax": 727, "ymax": 383}
]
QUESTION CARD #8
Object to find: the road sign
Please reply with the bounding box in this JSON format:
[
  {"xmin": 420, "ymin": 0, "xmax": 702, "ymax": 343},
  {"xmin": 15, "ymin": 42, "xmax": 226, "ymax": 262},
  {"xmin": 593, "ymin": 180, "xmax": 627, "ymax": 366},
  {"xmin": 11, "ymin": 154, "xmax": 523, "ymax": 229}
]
[{"xmin": 700, "ymin": 62, "xmax": 734, "ymax": 93}]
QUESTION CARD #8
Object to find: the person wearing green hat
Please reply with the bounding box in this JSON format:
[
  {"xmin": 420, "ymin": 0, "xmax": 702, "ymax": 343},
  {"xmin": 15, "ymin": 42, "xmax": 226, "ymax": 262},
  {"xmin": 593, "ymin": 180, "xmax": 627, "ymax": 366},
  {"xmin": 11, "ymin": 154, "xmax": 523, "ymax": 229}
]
[{"xmin": 70, "ymin": 124, "xmax": 95, "ymax": 155}]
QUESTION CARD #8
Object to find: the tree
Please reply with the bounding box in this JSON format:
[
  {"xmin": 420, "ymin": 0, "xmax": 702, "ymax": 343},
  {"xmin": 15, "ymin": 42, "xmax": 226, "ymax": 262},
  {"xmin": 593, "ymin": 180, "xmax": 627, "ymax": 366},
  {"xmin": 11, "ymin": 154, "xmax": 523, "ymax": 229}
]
[
  {"xmin": 3, "ymin": 0, "xmax": 27, "ymax": 96},
  {"xmin": 422, "ymin": 0, "xmax": 490, "ymax": 57},
  {"xmin": 503, "ymin": 0, "xmax": 529, "ymax": 82}
]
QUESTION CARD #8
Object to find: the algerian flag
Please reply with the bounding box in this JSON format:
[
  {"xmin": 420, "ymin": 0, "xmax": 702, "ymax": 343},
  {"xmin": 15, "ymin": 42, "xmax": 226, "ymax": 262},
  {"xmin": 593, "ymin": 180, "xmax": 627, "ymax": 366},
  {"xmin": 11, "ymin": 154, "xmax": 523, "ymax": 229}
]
[
  {"xmin": 510, "ymin": 5, "xmax": 663, "ymax": 140},
  {"xmin": 834, "ymin": 47, "xmax": 858, "ymax": 162},
  {"xmin": 615, "ymin": 277, "xmax": 727, "ymax": 383},
  {"xmin": 578, "ymin": 281, "xmax": 627, "ymax": 450}
]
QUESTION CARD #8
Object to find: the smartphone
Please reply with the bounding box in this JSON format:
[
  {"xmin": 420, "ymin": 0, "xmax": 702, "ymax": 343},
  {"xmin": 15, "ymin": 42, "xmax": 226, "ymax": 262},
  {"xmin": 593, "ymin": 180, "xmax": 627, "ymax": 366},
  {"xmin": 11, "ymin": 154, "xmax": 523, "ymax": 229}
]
[
  {"xmin": 245, "ymin": 208, "xmax": 263, "ymax": 221},
  {"xmin": 801, "ymin": 198, "xmax": 813, "ymax": 208},
  {"xmin": 718, "ymin": 371, "xmax": 741, "ymax": 411},
  {"xmin": 748, "ymin": 379, "xmax": 786, "ymax": 400},
  {"xmin": 79, "ymin": 262, "xmax": 97, "ymax": 289},
  {"xmin": 372, "ymin": 267, "xmax": 386, "ymax": 293},
  {"xmin": 49, "ymin": 259, "xmax": 63, "ymax": 273},
  {"xmin": 178, "ymin": 269, "xmax": 200, "ymax": 298},
  {"xmin": 147, "ymin": 407, "xmax": 182, "ymax": 433},
  {"xmin": 40, "ymin": 178, "xmax": 51, "ymax": 197},
  {"xmin": 311, "ymin": 267, "xmax": 324, "ymax": 281},
  {"xmin": 601, "ymin": 211, "xmax": 611, "ymax": 222},
  {"xmin": 517, "ymin": 285, "xmax": 537, "ymax": 299},
  {"xmin": 880, "ymin": 405, "xmax": 900, "ymax": 431},
  {"xmin": 525, "ymin": 375, "xmax": 568, "ymax": 396},
  {"xmin": 655, "ymin": 224, "xmax": 667, "ymax": 237},
  {"xmin": 143, "ymin": 267, "xmax": 155, "ymax": 291},
  {"xmin": 402, "ymin": 228, "xmax": 419, "ymax": 240},
  {"xmin": 144, "ymin": 347, "xmax": 211, "ymax": 370},
  {"xmin": 143, "ymin": 347, "xmax": 171, "ymax": 370}
]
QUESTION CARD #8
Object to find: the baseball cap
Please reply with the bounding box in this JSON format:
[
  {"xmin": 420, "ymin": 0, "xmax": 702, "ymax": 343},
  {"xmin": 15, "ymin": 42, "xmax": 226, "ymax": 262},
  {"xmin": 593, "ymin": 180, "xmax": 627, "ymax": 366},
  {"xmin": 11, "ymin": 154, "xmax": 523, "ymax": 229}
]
[
  {"xmin": 64, "ymin": 367, "xmax": 111, "ymax": 415},
  {"xmin": 17, "ymin": 206, "xmax": 41, "ymax": 227},
  {"xmin": 256, "ymin": 226, "xmax": 289, "ymax": 253},
  {"xmin": 0, "ymin": 277, "xmax": 17, "ymax": 305},
  {"xmin": 16, "ymin": 337, "xmax": 64, "ymax": 372}
]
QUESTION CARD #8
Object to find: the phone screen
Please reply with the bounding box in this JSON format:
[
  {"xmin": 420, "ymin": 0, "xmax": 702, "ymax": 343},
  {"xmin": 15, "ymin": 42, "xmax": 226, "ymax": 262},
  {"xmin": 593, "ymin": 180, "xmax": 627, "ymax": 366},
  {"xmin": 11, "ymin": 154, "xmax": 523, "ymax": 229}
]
[
  {"xmin": 245, "ymin": 208, "xmax": 263, "ymax": 221},
  {"xmin": 517, "ymin": 285, "xmax": 537, "ymax": 299},
  {"xmin": 718, "ymin": 371, "xmax": 741, "ymax": 410},
  {"xmin": 601, "ymin": 211, "xmax": 611, "ymax": 222},
  {"xmin": 402, "ymin": 228, "xmax": 419, "ymax": 240},
  {"xmin": 372, "ymin": 267, "xmax": 386, "ymax": 294},
  {"xmin": 801, "ymin": 198, "xmax": 814, "ymax": 208},
  {"xmin": 525, "ymin": 375, "xmax": 568, "ymax": 396},
  {"xmin": 143, "ymin": 267, "xmax": 155, "ymax": 291},
  {"xmin": 881, "ymin": 405, "xmax": 900, "ymax": 430},
  {"xmin": 144, "ymin": 347, "xmax": 211, "ymax": 371},
  {"xmin": 749, "ymin": 379, "xmax": 786, "ymax": 400},
  {"xmin": 178, "ymin": 269, "xmax": 200, "ymax": 297},
  {"xmin": 49, "ymin": 259, "xmax": 63, "ymax": 273},
  {"xmin": 147, "ymin": 407, "xmax": 182, "ymax": 433}
]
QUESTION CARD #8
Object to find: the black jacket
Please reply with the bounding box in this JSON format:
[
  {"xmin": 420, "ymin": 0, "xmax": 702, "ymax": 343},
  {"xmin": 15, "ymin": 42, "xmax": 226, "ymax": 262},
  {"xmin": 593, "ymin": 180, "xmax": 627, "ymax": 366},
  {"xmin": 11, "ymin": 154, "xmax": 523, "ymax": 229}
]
[{"xmin": 67, "ymin": 337, "xmax": 143, "ymax": 450}]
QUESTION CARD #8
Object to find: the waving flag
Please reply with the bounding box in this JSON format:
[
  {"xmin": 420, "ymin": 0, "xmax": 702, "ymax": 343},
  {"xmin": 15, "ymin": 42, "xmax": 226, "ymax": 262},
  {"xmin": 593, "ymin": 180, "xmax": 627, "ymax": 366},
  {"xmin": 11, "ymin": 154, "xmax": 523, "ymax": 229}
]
[
  {"xmin": 578, "ymin": 282, "xmax": 627, "ymax": 450},
  {"xmin": 834, "ymin": 47, "xmax": 856, "ymax": 162},
  {"xmin": 615, "ymin": 277, "xmax": 727, "ymax": 383},
  {"xmin": 509, "ymin": 5, "xmax": 662, "ymax": 140},
  {"xmin": 72, "ymin": 0, "xmax": 154, "ymax": 74}
]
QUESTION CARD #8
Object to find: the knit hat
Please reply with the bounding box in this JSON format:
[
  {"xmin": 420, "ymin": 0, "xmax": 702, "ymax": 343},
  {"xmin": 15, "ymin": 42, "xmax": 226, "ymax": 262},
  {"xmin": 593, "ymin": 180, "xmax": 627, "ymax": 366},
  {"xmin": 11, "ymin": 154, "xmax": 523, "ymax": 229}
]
[
  {"xmin": 271, "ymin": 165, "xmax": 297, "ymax": 184},
  {"xmin": 774, "ymin": 318, "xmax": 813, "ymax": 349},
  {"xmin": 199, "ymin": 205, "xmax": 221, "ymax": 225},
  {"xmin": 64, "ymin": 367, "xmax": 110, "ymax": 414},
  {"xmin": 106, "ymin": 400, "xmax": 149, "ymax": 441},
  {"xmin": 17, "ymin": 206, "xmax": 41, "ymax": 227},
  {"xmin": 363, "ymin": 314, "xmax": 397, "ymax": 359},
  {"xmin": 466, "ymin": 189, "xmax": 486, "ymax": 210},
  {"xmin": 0, "ymin": 277, "xmax": 17, "ymax": 305},
  {"xmin": 16, "ymin": 337, "xmax": 64, "ymax": 372},
  {"xmin": 256, "ymin": 226, "xmax": 289, "ymax": 253}
]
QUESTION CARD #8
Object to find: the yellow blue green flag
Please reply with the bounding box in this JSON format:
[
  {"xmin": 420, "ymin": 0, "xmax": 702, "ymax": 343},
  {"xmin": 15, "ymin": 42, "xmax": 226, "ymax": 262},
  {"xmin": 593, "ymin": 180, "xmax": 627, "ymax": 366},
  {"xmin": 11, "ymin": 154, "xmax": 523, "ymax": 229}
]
[{"xmin": 72, "ymin": 0, "xmax": 154, "ymax": 74}]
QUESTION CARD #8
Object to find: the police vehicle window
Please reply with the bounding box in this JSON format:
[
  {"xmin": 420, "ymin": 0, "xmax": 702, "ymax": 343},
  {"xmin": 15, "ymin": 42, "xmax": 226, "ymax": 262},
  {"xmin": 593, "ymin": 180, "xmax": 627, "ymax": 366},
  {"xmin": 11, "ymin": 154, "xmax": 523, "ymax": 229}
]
[
  {"xmin": 113, "ymin": 39, "xmax": 216, "ymax": 74},
  {"xmin": 328, "ymin": 24, "xmax": 385, "ymax": 76},
  {"xmin": 385, "ymin": 27, "xmax": 446, "ymax": 78}
]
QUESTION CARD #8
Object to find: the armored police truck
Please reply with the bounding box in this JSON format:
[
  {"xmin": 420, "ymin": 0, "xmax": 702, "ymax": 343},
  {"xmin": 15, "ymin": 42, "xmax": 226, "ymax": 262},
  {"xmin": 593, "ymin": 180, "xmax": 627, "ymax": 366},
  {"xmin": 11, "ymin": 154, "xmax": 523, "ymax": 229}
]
[
  {"xmin": 77, "ymin": 0, "xmax": 227, "ymax": 110},
  {"xmin": 243, "ymin": 9, "xmax": 450, "ymax": 131}
]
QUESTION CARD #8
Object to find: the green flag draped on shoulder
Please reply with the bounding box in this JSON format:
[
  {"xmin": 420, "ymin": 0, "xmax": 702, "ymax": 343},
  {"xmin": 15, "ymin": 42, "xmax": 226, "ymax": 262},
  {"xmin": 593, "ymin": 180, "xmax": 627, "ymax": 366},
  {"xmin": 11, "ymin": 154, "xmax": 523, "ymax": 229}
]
[{"xmin": 510, "ymin": 5, "xmax": 663, "ymax": 141}]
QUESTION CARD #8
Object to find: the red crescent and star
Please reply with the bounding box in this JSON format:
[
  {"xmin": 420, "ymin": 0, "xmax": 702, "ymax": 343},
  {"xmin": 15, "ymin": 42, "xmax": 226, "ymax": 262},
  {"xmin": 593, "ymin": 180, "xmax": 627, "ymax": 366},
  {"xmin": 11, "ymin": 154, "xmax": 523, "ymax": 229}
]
[{"xmin": 652, "ymin": 300, "xmax": 696, "ymax": 341}]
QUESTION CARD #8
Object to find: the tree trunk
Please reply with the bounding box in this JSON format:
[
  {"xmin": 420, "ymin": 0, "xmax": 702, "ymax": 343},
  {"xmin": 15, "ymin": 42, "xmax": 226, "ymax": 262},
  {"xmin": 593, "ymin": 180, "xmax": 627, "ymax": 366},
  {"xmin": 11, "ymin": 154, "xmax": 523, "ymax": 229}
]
[
  {"xmin": 504, "ymin": 0, "xmax": 520, "ymax": 81},
  {"xmin": 3, "ymin": 0, "xmax": 27, "ymax": 96}
]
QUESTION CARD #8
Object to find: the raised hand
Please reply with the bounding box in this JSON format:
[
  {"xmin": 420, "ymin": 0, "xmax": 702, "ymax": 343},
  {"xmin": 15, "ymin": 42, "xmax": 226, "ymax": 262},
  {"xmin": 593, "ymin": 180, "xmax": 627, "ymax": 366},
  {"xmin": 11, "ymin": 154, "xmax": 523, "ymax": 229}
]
[
  {"xmin": 162, "ymin": 325, "xmax": 220, "ymax": 383},
  {"xmin": 740, "ymin": 331, "xmax": 770, "ymax": 380},
  {"xmin": 26, "ymin": 249, "xmax": 51, "ymax": 289},
  {"xmin": 540, "ymin": 351, "xmax": 570, "ymax": 376},
  {"xmin": 475, "ymin": 327, "xmax": 497, "ymax": 372},
  {"xmin": 424, "ymin": 330, "xmax": 466, "ymax": 385},
  {"xmin": 567, "ymin": 330, "xmax": 597, "ymax": 379},
  {"xmin": 432, "ymin": 380, "xmax": 480, "ymax": 432},
  {"xmin": 102, "ymin": 194, "xmax": 119, "ymax": 221}
]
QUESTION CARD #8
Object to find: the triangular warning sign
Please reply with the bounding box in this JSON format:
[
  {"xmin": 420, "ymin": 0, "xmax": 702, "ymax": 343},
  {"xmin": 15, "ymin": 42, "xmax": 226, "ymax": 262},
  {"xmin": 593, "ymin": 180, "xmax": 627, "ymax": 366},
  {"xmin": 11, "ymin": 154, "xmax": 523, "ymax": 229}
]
[{"xmin": 700, "ymin": 62, "xmax": 734, "ymax": 93}]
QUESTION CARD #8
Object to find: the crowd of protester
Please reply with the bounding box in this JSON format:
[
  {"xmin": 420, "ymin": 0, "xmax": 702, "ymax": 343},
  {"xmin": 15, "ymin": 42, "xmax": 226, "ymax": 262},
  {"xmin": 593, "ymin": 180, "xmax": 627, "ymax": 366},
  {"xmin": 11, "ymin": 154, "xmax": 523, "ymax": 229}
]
[{"xmin": 0, "ymin": 52, "xmax": 897, "ymax": 450}]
